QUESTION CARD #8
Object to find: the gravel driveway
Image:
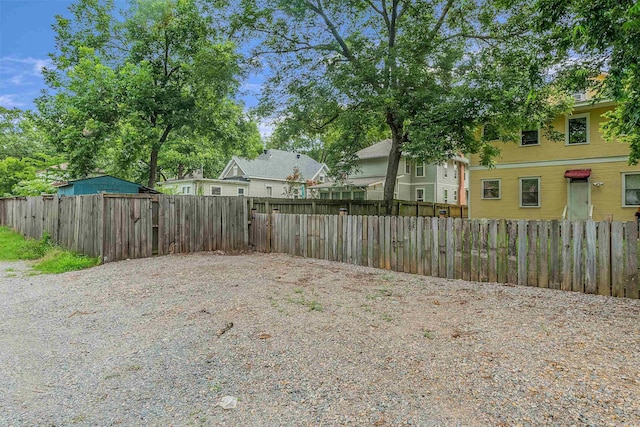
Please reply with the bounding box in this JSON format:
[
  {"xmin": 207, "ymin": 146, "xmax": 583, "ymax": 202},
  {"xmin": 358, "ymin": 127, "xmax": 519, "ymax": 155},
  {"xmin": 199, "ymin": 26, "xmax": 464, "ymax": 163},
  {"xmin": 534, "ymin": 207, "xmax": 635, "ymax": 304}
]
[{"xmin": 1, "ymin": 252, "xmax": 639, "ymax": 426}]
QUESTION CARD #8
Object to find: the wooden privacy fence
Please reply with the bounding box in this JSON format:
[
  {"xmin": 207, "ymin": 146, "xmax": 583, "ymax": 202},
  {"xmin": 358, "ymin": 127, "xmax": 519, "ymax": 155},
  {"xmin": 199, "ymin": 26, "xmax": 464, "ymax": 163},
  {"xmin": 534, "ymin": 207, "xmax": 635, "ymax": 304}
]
[
  {"xmin": 0, "ymin": 194, "xmax": 248, "ymax": 262},
  {"xmin": 248, "ymin": 197, "xmax": 468, "ymax": 218},
  {"xmin": 252, "ymin": 213, "xmax": 639, "ymax": 299}
]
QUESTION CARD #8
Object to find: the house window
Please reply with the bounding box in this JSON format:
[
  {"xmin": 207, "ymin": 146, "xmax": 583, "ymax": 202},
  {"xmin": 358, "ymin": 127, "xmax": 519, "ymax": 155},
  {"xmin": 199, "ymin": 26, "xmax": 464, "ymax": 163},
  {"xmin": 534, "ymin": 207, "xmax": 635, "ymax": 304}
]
[
  {"xmin": 443, "ymin": 162, "xmax": 448, "ymax": 178},
  {"xmin": 353, "ymin": 191, "xmax": 365, "ymax": 200},
  {"xmin": 566, "ymin": 114, "xmax": 589, "ymax": 145},
  {"xmin": 237, "ymin": 188, "xmax": 245, "ymax": 196},
  {"xmin": 444, "ymin": 189, "xmax": 448, "ymax": 204},
  {"xmin": 623, "ymin": 173, "xmax": 640, "ymax": 206},
  {"xmin": 481, "ymin": 179, "xmax": 501, "ymax": 199},
  {"xmin": 453, "ymin": 190, "xmax": 458, "ymax": 201},
  {"xmin": 232, "ymin": 165, "xmax": 238, "ymax": 176},
  {"xmin": 453, "ymin": 163, "xmax": 458, "ymax": 179},
  {"xmin": 521, "ymin": 129, "xmax": 539, "ymax": 146},
  {"xmin": 319, "ymin": 175, "xmax": 325, "ymax": 183},
  {"xmin": 211, "ymin": 186, "xmax": 221, "ymax": 196},
  {"xmin": 266, "ymin": 186, "xmax": 272, "ymax": 197},
  {"xmin": 331, "ymin": 191, "xmax": 340, "ymax": 200},
  {"xmin": 520, "ymin": 177, "xmax": 540, "ymax": 207},
  {"xmin": 320, "ymin": 191, "xmax": 329, "ymax": 199},
  {"xmin": 416, "ymin": 163, "xmax": 425, "ymax": 177},
  {"xmin": 416, "ymin": 188, "xmax": 425, "ymax": 202},
  {"xmin": 405, "ymin": 159, "xmax": 411, "ymax": 174},
  {"xmin": 293, "ymin": 188, "xmax": 299, "ymax": 199},
  {"xmin": 181, "ymin": 186, "xmax": 191, "ymax": 194}
]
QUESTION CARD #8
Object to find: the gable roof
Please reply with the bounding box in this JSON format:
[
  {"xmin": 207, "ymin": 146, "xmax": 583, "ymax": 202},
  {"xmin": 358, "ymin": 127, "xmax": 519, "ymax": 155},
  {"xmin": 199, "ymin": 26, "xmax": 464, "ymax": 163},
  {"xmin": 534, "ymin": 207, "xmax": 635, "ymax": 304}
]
[
  {"xmin": 355, "ymin": 139, "xmax": 469, "ymax": 164},
  {"xmin": 355, "ymin": 139, "xmax": 392, "ymax": 160},
  {"xmin": 221, "ymin": 149, "xmax": 327, "ymax": 180}
]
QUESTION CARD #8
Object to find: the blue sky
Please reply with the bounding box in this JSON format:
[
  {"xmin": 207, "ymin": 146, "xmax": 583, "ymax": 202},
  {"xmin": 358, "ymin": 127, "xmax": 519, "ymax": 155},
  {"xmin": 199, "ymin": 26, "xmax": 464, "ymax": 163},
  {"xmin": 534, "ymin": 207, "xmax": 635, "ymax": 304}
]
[
  {"xmin": 0, "ymin": 0, "xmax": 73, "ymax": 109},
  {"xmin": 0, "ymin": 0, "xmax": 266, "ymax": 132}
]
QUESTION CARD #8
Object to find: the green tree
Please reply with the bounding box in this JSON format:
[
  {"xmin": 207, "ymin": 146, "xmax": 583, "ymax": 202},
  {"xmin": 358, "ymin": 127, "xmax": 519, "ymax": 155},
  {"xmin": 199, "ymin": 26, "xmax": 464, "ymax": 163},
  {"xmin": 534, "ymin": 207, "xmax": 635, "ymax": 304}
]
[
  {"xmin": 537, "ymin": 0, "xmax": 640, "ymax": 163},
  {"xmin": 10, "ymin": 179, "xmax": 57, "ymax": 197},
  {"xmin": 39, "ymin": 0, "xmax": 262, "ymax": 188},
  {"xmin": 236, "ymin": 0, "xmax": 568, "ymax": 211},
  {"xmin": 0, "ymin": 107, "xmax": 54, "ymax": 161},
  {"xmin": 0, "ymin": 157, "xmax": 38, "ymax": 196}
]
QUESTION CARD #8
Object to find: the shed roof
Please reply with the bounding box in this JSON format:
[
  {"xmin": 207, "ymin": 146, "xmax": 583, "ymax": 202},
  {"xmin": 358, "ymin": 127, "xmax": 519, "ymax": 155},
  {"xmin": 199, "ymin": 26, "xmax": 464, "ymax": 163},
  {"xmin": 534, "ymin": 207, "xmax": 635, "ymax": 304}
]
[
  {"xmin": 54, "ymin": 175, "xmax": 159, "ymax": 193},
  {"xmin": 310, "ymin": 176, "xmax": 385, "ymax": 189}
]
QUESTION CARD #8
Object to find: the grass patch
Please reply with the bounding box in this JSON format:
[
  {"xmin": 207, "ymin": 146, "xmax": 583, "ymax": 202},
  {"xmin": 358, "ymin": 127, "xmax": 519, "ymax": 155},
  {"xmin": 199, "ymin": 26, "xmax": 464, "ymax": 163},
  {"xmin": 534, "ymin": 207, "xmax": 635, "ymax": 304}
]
[
  {"xmin": 32, "ymin": 248, "xmax": 100, "ymax": 274},
  {"xmin": 0, "ymin": 227, "xmax": 51, "ymax": 260},
  {"xmin": 0, "ymin": 227, "xmax": 99, "ymax": 274}
]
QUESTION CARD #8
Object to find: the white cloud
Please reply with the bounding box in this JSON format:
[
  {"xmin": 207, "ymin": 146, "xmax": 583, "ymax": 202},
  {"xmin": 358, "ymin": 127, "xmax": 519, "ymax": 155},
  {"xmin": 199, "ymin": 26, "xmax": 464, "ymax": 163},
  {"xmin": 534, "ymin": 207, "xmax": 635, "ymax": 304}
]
[
  {"xmin": 241, "ymin": 82, "xmax": 263, "ymax": 92},
  {"xmin": 0, "ymin": 94, "xmax": 26, "ymax": 108},
  {"xmin": 0, "ymin": 56, "xmax": 53, "ymax": 92},
  {"xmin": 0, "ymin": 56, "xmax": 53, "ymax": 76},
  {"xmin": 258, "ymin": 122, "xmax": 274, "ymax": 139}
]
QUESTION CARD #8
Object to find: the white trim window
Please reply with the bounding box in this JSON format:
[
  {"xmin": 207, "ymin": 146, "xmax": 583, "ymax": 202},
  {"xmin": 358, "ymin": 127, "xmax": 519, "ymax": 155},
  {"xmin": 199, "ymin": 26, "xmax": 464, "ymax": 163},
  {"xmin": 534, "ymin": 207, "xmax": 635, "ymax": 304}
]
[
  {"xmin": 416, "ymin": 188, "xmax": 425, "ymax": 202},
  {"xmin": 444, "ymin": 189, "xmax": 448, "ymax": 204},
  {"xmin": 443, "ymin": 162, "xmax": 448, "ymax": 178},
  {"xmin": 481, "ymin": 179, "xmax": 501, "ymax": 199},
  {"xmin": 266, "ymin": 185, "xmax": 273, "ymax": 197},
  {"xmin": 521, "ymin": 129, "xmax": 540, "ymax": 146},
  {"xmin": 520, "ymin": 177, "xmax": 540, "ymax": 207},
  {"xmin": 623, "ymin": 173, "xmax": 640, "ymax": 206},
  {"xmin": 211, "ymin": 186, "xmax": 221, "ymax": 196},
  {"xmin": 237, "ymin": 187, "xmax": 245, "ymax": 196},
  {"xmin": 453, "ymin": 163, "xmax": 458, "ymax": 179},
  {"xmin": 318, "ymin": 175, "xmax": 325, "ymax": 183},
  {"xmin": 566, "ymin": 113, "xmax": 590, "ymax": 145},
  {"xmin": 405, "ymin": 159, "xmax": 411, "ymax": 174},
  {"xmin": 181, "ymin": 186, "xmax": 191, "ymax": 194},
  {"xmin": 232, "ymin": 165, "xmax": 239, "ymax": 176},
  {"xmin": 416, "ymin": 162, "xmax": 425, "ymax": 177},
  {"xmin": 453, "ymin": 190, "xmax": 458, "ymax": 202}
]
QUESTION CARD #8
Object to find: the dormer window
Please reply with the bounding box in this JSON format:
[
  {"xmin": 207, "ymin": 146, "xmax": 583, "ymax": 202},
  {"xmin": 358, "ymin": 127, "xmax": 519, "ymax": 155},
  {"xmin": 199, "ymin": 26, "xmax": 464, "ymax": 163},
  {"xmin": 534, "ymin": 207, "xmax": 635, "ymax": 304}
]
[
  {"xmin": 573, "ymin": 92, "xmax": 587, "ymax": 102},
  {"xmin": 319, "ymin": 175, "xmax": 325, "ymax": 183},
  {"xmin": 232, "ymin": 165, "xmax": 238, "ymax": 176}
]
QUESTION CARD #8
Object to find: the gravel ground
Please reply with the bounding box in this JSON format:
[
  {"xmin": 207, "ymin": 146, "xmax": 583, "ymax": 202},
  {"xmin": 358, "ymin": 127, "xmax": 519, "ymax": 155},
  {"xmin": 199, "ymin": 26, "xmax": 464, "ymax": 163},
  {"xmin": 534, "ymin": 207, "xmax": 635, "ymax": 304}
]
[{"xmin": 1, "ymin": 252, "xmax": 639, "ymax": 426}]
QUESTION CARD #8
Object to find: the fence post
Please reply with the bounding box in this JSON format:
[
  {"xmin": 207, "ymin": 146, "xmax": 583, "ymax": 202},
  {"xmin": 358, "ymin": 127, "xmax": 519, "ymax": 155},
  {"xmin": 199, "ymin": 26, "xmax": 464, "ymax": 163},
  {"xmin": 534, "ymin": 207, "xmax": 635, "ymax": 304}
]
[{"xmin": 100, "ymin": 194, "xmax": 106, "ymax": 263}]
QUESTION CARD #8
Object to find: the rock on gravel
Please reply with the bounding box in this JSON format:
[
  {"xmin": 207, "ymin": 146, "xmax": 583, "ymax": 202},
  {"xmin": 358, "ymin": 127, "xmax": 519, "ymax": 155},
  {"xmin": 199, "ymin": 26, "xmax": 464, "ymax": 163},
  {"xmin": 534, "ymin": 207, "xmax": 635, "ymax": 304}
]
[{"xmin": 0, "ymin": 252, "xmax": 639, "ymax": 426}]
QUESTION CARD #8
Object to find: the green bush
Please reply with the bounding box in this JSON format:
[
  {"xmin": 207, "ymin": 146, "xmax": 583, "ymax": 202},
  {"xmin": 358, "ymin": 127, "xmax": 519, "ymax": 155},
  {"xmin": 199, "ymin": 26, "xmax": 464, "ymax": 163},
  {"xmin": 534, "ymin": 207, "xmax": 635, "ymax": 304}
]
[{"xmin": 17, "ymin": 233, "xmax": 51, "ymax": 260}]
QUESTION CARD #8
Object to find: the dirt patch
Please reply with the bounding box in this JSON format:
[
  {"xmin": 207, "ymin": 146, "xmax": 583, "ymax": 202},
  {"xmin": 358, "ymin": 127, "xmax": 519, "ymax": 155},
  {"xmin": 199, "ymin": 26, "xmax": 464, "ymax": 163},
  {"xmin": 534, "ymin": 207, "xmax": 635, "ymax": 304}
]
[{"xmin": 0, "ymin": 252, "xmax": 639, "ymax": 425}]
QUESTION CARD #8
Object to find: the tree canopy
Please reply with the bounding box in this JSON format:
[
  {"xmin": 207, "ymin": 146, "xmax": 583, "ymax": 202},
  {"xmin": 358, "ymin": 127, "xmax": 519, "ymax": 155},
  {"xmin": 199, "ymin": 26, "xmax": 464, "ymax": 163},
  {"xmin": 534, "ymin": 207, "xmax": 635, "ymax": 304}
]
[
  {"xmin": 38, "ymin": 0, "xmax": 262, "ymax": 187},
  {"xmin": 537, "ymin": 0, "xmax": 640, "ymax": 163},
  {"xmin": 235, "ymin": 0, "xmax": 570, "ymax": 209},
  {"xmin": 0, "ymin": 107, "xmax": 59, "ymax": 196}
]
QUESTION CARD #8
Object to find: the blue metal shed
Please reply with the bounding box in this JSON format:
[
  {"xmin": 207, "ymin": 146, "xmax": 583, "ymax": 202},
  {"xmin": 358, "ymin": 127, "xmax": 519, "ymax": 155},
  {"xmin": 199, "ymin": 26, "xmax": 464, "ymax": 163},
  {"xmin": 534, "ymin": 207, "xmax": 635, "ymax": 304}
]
[{"xmin": 55, "ymin": 175, "xmax": 157, "ymax": 196}]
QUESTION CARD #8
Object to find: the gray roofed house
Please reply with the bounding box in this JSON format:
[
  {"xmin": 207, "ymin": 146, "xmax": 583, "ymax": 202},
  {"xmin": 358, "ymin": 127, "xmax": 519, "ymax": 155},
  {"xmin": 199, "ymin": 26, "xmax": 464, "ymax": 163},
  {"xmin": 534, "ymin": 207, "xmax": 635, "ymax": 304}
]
[
  {"xmin": 157, "ymin": 149, "xmax": 330, "ymax": 198},
  {"xmin": 309, "ymin": 139, "xmax": 469, "ymax": 204},
  {"xmin": 222, "ymin": 149, "xmax": 326, "ymax": 181}
]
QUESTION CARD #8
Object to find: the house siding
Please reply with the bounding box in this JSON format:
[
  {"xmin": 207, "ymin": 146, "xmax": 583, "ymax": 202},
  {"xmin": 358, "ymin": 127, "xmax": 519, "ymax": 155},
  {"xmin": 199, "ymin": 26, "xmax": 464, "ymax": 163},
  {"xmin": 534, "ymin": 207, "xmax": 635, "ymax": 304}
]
[{"xmin": 469, "ymin": 102, "xmax": 640, "ymax": 220}]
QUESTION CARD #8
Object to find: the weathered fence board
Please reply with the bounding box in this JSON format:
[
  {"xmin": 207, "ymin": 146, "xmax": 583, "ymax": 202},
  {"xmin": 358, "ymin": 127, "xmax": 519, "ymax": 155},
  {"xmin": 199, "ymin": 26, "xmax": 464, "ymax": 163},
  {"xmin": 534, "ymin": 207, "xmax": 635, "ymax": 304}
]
[
  {"xmin": 247, "ymin": 212, "xmax": 640, "ymax": 300},
  {"xmin": 0, "ymin": 194, "xmax": 248, "ymax": 263},
  {"xmin": 3, "ymin": 196, "xmax": 640, "ymax": 300}
]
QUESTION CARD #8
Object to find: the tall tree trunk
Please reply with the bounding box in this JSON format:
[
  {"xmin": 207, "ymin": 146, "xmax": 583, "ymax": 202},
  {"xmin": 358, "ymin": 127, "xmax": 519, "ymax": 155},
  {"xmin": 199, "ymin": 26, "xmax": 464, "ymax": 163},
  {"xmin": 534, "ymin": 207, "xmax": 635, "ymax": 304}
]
[
  {"xmin": 148, "ymin": 124, "xmax": 173, "ymax": 188},
  {"xmin": 383, "ymin": 114, "xmax": 403, "ymax": 215},
  {"xmin": 148, "ymin": 149, "xmax": 159, "ymax": 188}
]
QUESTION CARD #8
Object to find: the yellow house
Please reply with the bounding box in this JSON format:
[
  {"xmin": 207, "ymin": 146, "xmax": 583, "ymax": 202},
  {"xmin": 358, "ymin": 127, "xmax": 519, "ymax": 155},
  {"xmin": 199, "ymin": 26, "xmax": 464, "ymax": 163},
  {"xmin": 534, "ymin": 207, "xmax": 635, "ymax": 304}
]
[{"xmin": 468, "ymin": 96, "xmax": 640, "ymax": 221}]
